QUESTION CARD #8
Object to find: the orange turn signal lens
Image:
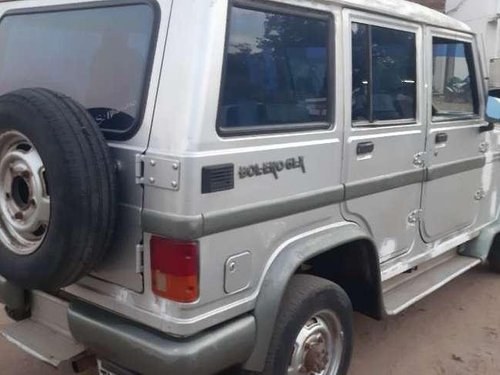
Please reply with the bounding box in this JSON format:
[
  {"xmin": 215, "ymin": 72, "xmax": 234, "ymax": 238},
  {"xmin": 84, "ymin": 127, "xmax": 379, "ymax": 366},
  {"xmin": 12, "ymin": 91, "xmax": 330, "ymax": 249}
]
[{"xmin": 150, "ymin": 236, "xmax": 199, "ymax": 303}]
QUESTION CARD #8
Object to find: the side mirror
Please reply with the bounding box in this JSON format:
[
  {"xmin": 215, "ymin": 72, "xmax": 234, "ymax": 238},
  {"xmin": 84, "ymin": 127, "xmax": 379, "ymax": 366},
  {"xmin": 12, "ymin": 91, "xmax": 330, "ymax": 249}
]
[
  {"xmin": 486, "ymin": 89, "xmax": 500, "ymax": 122},
  {"xmin": 483, "ymin": 89, "xmax": 500, "ymax": 132}
]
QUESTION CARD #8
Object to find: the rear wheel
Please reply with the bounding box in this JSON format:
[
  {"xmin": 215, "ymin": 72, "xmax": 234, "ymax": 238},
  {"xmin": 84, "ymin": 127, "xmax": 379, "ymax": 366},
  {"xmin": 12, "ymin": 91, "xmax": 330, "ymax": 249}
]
[{"xmin": 259, "ymin": 274, "xmax": 353, "ymax": 375}]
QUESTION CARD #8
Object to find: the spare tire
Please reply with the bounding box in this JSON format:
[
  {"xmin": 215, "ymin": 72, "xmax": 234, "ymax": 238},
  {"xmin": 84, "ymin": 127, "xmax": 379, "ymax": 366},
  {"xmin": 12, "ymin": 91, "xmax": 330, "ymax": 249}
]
[{"xmin": 0, "ymin": 88, "xmax": 116, "ymax": 290}]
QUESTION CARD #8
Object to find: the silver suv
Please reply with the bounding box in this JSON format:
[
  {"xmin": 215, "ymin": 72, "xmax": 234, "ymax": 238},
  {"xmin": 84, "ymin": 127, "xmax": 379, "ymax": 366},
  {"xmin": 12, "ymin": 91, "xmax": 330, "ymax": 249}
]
[{"xmin": 0, "ymin": 1, "xmax": 499, "ymax": 375}]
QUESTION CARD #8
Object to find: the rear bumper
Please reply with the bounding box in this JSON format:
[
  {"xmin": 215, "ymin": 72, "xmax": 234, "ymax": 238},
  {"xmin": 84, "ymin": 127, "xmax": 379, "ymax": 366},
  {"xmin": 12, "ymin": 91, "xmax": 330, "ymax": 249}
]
[{"xmin": 68, "ymin": 302, "xmax": 256, "ymax": 375}]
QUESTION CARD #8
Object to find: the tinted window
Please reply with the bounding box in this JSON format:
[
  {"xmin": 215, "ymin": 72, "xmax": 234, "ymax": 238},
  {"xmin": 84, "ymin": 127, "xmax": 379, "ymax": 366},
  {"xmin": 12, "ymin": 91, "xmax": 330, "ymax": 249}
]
[
  {"xmin": 352, "ymin": 24, "xmax": 370, "ymax": 121},
  {"xmin": 352, "ymin": 23, "xmax": 417, "ymax": 123},
  {"xmin": 432, "ymin": 38, "xmax": 478, "ymax": 120},
  {"xmin": 218, "ymin": 6, "xmax": 330, "ymax": 131},
  {"xmin": 0, "ymin": 5, "xmax": 155, "ymax": 136}
]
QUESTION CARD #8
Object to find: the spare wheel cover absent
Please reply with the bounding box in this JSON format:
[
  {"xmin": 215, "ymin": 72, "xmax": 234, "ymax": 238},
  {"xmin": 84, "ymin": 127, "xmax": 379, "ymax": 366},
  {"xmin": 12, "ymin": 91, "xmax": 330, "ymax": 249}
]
[{"xmin": 0, "ymin": 88, "xmax": 116, "ymax": 290}]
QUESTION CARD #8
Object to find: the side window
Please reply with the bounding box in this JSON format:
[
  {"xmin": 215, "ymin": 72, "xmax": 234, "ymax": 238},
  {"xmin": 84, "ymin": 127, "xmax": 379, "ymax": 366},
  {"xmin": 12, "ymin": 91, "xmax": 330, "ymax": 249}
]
[
  {"xmin": 432, "ymin": 38, "xmax": 478, "ymax": 121},
  {"xmin": 218, "ymin": 4, "xmax": 331, "ymax": 133},
  {"xmin": 352, "ymin": 23, "xmax": 417, "ymax": 123}
]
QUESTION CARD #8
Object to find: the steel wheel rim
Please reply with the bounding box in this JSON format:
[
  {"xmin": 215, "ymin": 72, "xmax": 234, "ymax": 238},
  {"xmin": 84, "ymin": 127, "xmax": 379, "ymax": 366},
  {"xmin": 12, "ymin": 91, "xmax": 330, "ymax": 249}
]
[
  {"xmin": 288, "ymin": 310, "xmax": 344, "ymax": 375},
  {"xmin": 0, "ymin": 131, "xmax": 50, "ymax": 255}
]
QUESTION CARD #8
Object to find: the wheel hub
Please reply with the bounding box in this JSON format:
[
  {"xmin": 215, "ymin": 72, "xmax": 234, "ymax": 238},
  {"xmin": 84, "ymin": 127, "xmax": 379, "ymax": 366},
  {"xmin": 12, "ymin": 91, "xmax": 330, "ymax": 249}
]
[
  {"xmin": 0, "ymin": 131, "xmax": 50, "ymax": 255},
  {"xmin": 304, "ymin": 335, "xmax": 329, "ymax": 373},
  {"xmin": 288, "ymin": 311, "xmax": 344, "ymax": 375}
]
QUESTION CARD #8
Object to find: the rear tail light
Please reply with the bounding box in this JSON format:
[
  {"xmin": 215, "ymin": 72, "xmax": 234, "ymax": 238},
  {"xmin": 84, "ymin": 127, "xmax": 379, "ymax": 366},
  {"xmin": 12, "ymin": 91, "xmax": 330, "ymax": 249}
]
[{"xmin": 150, "ymin": 236, "xmax": 199, "ymax": 303}]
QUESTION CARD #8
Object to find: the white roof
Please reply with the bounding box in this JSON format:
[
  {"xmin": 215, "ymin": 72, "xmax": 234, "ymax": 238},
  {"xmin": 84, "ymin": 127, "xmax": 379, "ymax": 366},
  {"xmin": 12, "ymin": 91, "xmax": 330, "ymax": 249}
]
[{"xmin": 303, "ymin": 0, "xmax": 472, "ymax": 33}]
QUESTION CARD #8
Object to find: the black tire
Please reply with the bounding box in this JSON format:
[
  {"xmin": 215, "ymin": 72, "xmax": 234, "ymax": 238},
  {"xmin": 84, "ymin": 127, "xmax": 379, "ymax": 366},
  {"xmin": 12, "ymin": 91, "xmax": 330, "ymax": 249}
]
[
  {"xmin": 259, "ymin": 274, "xmax": 353, "ymax": 375},
  {"xmin": 488, "ymin": 236, "xmax": 500, "ymax": 273},
  {"xmin": 0, "ymin": 88, "xmax": 116, "ymax": 290}
]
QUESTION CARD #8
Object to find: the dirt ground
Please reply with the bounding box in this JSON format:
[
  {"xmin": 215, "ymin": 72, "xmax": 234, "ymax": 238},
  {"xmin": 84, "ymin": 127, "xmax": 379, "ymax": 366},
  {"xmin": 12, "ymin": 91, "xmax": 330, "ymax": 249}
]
[{"xmin": 1, "ymin": 265, "xmax": 500, "ymax": 375}]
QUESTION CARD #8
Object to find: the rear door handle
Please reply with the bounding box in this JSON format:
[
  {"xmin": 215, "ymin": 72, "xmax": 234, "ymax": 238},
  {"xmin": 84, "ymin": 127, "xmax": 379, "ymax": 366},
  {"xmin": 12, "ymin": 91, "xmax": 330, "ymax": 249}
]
[
  {"xmin": 357, "ymin": 141, "xmax": 374, "ymax": 155},
  {"xmin": 435, "ymin": 132, "xmax": 448, "ymax": 144}
]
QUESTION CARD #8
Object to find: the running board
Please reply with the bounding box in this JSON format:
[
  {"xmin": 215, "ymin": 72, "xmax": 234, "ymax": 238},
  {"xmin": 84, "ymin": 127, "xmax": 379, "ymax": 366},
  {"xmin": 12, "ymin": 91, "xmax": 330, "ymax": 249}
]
[
  {"xmin": 1, "ymin": 291, "xmax": 86, "ymax": 370},
  {"xmin": 383, "ymin": 253, "xmax": 481, "ymax": 315}
]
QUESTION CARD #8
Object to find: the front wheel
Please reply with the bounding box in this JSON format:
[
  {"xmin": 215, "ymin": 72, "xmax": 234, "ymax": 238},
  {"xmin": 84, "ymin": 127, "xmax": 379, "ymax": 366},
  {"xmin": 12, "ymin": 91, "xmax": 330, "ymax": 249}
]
[
  {"xmin": 260, "ymin": 274, "xmax": 353, "ymax": 375},
  {"xmin": 488, "ymin": 236, "xmax": 500, "ymax": 273}
]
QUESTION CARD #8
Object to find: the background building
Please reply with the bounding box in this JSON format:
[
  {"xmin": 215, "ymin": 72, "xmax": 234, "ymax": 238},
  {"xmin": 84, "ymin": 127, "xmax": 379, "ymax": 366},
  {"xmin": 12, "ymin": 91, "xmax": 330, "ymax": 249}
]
[
  {"xmin": 410, "ymin": 0, "xmax": 500, "ymax": 63},
  {"xmin": 446, "ymin": 0, "xmax": 500, "ymax": 62},
  {"xmin": 411, "ymin": 0, "xmax": 446, "ymax": 12}
]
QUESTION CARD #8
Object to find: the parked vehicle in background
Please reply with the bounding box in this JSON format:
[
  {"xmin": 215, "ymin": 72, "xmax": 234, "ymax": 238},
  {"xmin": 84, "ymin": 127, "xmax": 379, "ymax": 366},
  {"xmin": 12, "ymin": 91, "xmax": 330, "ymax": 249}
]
[{"xmin": 0, "ymin": 1, "xmax": 500, "ymax": 375}]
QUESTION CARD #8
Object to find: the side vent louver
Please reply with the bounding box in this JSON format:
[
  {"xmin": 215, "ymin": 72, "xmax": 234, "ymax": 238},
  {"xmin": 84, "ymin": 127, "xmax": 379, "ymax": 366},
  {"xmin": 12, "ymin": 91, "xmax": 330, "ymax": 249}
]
[{"xmin": 202, "ymin": 164, "xmax": 234, "ymax": 194}]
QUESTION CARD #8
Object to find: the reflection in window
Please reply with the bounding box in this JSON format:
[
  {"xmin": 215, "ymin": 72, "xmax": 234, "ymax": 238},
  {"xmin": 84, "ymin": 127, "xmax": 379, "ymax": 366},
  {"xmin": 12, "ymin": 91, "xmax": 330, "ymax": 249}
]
[
  {"xmin": 0, "ymin": 5, "xmax": 155, "ymax": 134},
  {"xmin": 219, "ymin": 6, "xmax": 330, "ymax": 129},
  {"xmin": 432, "ymin": 38, "xmax": 478, "ymax": 120},
  {"xmin": 352, "ymin": 23, "xmax": 417, "ymax": 123}
]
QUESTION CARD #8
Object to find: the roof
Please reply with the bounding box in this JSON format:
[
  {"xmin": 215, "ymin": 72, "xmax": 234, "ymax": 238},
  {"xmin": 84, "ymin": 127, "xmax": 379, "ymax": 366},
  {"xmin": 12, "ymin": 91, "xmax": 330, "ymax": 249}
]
[{"xmin": 296, "ymin": 0, "xmax": 472, "ymax": 33}]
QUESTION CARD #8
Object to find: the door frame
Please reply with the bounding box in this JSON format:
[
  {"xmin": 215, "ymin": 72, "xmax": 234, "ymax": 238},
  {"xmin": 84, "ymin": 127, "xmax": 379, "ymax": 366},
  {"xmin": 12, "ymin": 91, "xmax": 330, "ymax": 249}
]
[
  {"xmin": 341, "ymin": 9, "xmax": 427, "ymax": 263},
  {"xmin": 420, "ymin": 26, "xmax": 487, "ymax": 243}
]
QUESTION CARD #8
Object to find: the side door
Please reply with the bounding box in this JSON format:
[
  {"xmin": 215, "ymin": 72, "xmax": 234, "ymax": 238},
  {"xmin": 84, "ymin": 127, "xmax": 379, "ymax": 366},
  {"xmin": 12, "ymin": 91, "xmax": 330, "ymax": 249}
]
[
  {"xmin": 342, "ymin": 11, "xmax": 426, "ymax": 263},
  {"xmin": 420, "ymin": 29, "xmax": 486, "ymax": 243}
]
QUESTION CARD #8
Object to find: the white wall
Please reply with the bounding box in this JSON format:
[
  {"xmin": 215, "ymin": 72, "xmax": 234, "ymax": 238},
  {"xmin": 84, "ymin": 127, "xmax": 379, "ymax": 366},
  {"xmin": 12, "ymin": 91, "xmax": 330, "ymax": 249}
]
[{"xmin": 446, "ymin": 0, "xmax": 500, "ymax": 61}]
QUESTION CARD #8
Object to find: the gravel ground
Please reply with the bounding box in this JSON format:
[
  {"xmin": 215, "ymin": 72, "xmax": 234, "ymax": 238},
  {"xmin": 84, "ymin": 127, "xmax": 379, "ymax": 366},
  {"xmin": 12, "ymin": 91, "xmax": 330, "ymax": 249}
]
[{"xmin": 0, "ymin": 265, "xmax": 499, "ymax": 375}]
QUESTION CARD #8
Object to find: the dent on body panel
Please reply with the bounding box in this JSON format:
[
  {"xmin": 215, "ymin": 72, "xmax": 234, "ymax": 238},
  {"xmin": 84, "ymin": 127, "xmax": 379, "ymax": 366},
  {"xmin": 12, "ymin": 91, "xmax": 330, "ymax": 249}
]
[
  {"xmin": 490, "ymin": 131, "xmax": 500, "ymax": 219},
  {"xmin": 380, "ymin": 238, "xmax": 397, "ymax": 261},
  {"xmin": 475, "ymin": 161, "xmax": 496, "ymax": 227},
  {"xmin": 493, "ymin": 158, "xmax": 500, "ymax": 219},
  {"xmin": 481, "ymin": 161, "xmax": 493, "ymax": 197}
]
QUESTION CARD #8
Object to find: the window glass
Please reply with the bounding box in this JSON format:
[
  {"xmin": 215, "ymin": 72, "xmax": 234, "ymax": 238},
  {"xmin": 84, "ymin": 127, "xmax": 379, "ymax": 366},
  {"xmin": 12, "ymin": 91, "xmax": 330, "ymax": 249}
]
[
  {"xmin": 352, "ymin": 23, "xmax": 417, "ymax": 123},
  {"xmin": 352, "ymin": 23, "xmax": 370, "ymax": 121},
  {"xmin": 432, "ymin": 38, "xmax": 477, "ymax": 120},
  {"xmin": 218, "ymin": 6, "xmax": 330, "ymax": 130},
  {"xmin": 0, "ymin": 5, "xmax": 155, "ymax": 136}
]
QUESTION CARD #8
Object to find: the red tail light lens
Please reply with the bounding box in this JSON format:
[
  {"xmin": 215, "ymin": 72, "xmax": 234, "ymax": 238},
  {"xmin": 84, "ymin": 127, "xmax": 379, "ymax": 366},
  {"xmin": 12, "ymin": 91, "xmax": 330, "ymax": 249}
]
[{"xmin": 150, "ymin": 236, "xmax": 199, "ymax": 303}]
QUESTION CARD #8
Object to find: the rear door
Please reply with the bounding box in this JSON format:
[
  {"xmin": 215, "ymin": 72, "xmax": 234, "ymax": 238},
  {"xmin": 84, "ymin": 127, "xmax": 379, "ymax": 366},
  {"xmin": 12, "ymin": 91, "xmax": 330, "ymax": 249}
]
[
  {"xmin": 342, "ymin": 11, "xmax": 426, "ymax": 263},
  {"xmin": 0, "ymin": 0, "xmax": 170, "ymax": 292},
  {"xmin": 420, "ymin": 29, "xmax": 486, "ymax": 242}
]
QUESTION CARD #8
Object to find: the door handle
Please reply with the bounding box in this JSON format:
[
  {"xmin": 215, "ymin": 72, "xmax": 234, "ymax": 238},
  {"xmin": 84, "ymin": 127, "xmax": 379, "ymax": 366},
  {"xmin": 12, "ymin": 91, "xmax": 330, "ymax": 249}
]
[
  {"xmin": 357, "ymin": 141, "xmax": 374, "ymax": 155},
  {"xmin": 435, "ymin": 132, "xmax": 448, "ymax": 144},
  {"xmin": 479, "ymin": 122, "xmax": 494, "ymax": 133}
]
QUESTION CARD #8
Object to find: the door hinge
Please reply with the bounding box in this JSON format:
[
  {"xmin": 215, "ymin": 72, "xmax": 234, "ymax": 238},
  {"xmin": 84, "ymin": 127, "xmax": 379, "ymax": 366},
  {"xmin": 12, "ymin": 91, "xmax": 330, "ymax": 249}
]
[
  {"xmin": 474, "ymin": 188, "xmax": 486, "ymax": 201},
  {"xmin": 479, "ymin": 142, "xmax": 490, "ymax": 154},
  {"xmin": 136, "ymin": 244, "xmax": 144, "ymax": 274},
  {"xmin": 135, "ymin": 154, "xmax": 145, "ymax": 183},
  {"xmin": 412, "ymin": 152, "xmax": 426, "ymax": 168},
  {"xmin": 135, "ymin": 154, "xmax": 180, "ymax": 190},
  {"xmin": 407, "ymin": 209, "xmax": 423, "ymax": 225}
]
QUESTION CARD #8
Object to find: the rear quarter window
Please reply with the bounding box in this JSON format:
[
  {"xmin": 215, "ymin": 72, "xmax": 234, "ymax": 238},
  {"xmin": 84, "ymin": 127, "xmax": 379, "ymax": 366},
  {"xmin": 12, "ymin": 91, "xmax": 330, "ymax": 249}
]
[
  {"xmin": 218, "ymin": 3, "xmax": 331, "ymax": 135},
  {"xmin": 0, "ymin": 3, "xmax": 157, "ymax": 139}
]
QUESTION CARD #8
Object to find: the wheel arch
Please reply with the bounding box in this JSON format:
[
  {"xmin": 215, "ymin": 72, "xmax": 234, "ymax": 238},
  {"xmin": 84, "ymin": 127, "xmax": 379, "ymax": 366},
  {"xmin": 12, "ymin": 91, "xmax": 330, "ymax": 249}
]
[
  {"xmin": 462, "ymin": 218, "xmax": 500, "ymax": 261},
  {"xmin": 243, "ymin": 222, "xmax": 383, "ymax": 372}
]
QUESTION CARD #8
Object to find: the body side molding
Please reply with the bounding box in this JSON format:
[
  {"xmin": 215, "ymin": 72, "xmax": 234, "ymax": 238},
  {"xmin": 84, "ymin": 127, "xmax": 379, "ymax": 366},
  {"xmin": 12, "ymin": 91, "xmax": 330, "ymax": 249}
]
[
  {"xmin": 142, "ymin": 186, "xmax": 344, "ymax": 240},
  {"xmin": 426, "ymin": 155, "xmax": 486, "ymax": 181},
  {"xmin": 142, "ymin": 156, "xmax": 487, "ymax": 240},
  {"xmin": 345, "ymin": 169, "xmax": 425, "ymax": 200}
]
